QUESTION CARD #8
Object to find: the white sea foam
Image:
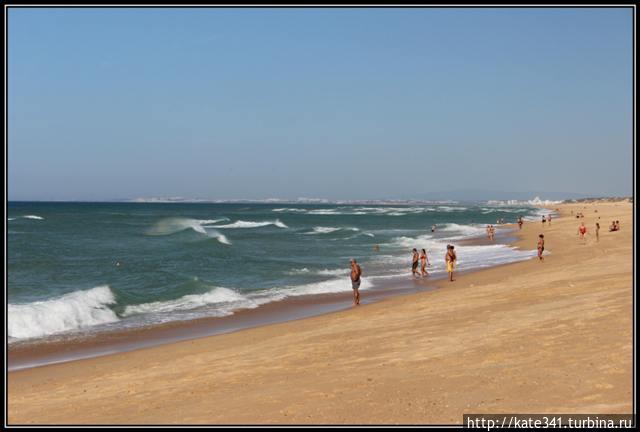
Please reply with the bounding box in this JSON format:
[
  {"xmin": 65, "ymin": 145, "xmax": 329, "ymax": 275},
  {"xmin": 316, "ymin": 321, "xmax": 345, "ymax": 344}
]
[
  {"xmin": 306, "ymin": 227, "xmax": 340, "ymax": 234},
  {"xmin": 197, "ymin": 218, "xmax": 228, "ymax": 224},
  {"xmin": 9, "ymin": 215, "xmax": 45, "ymax": 221},
  {"xmin": 487, "ymin": 196, "xmax": 562, "ymax": 206},
  {"xmin": 308, "ymin": 209, "xmax": 340, "ymax": 215},
  {"xmin": 305, "ymin": 226, "xmax": 360, "ymax": 235},
  {"xmin": 123, "ymin": 287, "xmax": 250, "ymax": 316},
  {"xmin": 388, "ymin": 232, "xmax": 537, "ymax": 273},
  {"xmin": 287, "ymin": 268, "xmax": 350, "ymax": 276},
  {"xmin": 8, "ymin": 286, "xmax": 119, "ymax": 340},
  {"xmin": 210, "ymin": 219, "xmax": 288, "ymax": 229},
  {"xmin": 124, "ymin": 277, "xmax": 369, "ymax": 323},
  {"xmin": 147, "ymin": 218, "xmax": 208, "ymax": 235},
  {"xmin": 440, "ymin": 223, "xmax": 488, "ymax": 238},
  {"xmin": 316, "ymin": 268, "xmax": 351, "ymax": 276},
  {"xmin": 287, "ymin": 268, "xmax": 311, "ymax": 275},
  {"xmin": 146, "ymin": 218, "xmax": 231, "ymax": 244},
  {"xmin": 272, "ymin": 208, "xmax": 308, "ymax": 213},
  {"xmin": 206, "ymin": 229, "xmax": 232, "ymax": 245},
  {"xmin": 391, "ymin": 234, "xmax": 440, "ymax": 249}
]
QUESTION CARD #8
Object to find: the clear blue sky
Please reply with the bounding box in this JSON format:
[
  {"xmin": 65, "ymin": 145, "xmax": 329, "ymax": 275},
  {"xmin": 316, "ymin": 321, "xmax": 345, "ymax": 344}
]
[{"xmin": 8, "ymin": 7, "xmax": 633, "ymax": 201}]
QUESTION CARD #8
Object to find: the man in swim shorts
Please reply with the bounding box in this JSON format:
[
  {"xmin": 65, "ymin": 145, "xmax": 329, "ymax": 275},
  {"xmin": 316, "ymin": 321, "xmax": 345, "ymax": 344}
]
[
  {"xmin": 411, "ymin": 248, "xmax": 420, "ymax": 277},
  {"xmin": 446, "ymin": 244, "xmax": 457, "ymax": 282},
  {"xmin": 537, "ymin": 234, "xmax": 545, "ymax": 261},
  {"xmin": 350, "ymin": 258, "xmax": 362, "ymax": 306}
]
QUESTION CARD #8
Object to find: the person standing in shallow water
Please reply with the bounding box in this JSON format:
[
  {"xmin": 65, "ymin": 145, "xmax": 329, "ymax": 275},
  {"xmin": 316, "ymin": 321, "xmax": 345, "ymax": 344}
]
[
  {"xmin": 411, "ymin": 248, "xmax": 420, "ymax": 277},
  {"xmin": 350, "ymin": 259, "xmax": 362, "ymax": 306},
  {"xmin": 445, "ymin": 245, "xmax": 457, "ymax": 282},
  {"xmin": 420, "ymin": 248, "xmax": 430, "ymax": 277}
]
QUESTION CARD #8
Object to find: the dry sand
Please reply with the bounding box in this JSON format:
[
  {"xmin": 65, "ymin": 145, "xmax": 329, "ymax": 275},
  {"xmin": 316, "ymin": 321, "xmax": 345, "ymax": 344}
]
[{"xmin": 7, "ymin": 201, "xmax": 633, "ymax": 425}]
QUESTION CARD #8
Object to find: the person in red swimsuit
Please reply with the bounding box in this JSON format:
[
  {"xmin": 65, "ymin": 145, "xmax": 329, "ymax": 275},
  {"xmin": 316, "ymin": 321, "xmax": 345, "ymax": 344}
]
[{"xmin": 578, "ymin": 222, "xmax": 587, "ymax": 240}]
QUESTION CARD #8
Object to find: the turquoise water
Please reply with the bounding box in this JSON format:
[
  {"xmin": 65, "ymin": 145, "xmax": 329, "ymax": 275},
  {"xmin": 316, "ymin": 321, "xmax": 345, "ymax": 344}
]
[{"xmin": 8, "ymin": 202, "xmax": 545, "ymax": 342}]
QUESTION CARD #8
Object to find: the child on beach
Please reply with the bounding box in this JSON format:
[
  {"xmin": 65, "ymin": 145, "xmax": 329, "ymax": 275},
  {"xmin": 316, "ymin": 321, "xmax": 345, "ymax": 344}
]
[
  {"xmin": 445, "ymin": 245, "xmax": 457, "ymax": 282},
  {"xmin": 420, "ymin": 248, "xmax": 430, "ymax": 277},
  {"xmin": 537, "ymin": 234, "xmax": 545, "ymax": 261}
]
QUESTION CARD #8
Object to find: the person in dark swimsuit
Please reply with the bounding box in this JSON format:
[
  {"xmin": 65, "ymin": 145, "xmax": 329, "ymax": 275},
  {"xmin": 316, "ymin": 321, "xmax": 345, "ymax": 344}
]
[
  {"xmin": 411, "ymin": 248, "xmax": 419, "ymax": 277},
  {"xmin": 350, "ymin": 258, "xmax": 362, "ymax": 306},
  {"xmin": 537, "ymin": 234, "xmax": 544, "ymax": 261}
]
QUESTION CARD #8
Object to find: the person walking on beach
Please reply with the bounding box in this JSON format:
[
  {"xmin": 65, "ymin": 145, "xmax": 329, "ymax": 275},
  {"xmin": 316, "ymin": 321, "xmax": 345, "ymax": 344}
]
[
  {"xmin": 578, "ymin": 222, "xmax": 587, "ymax": 241},
  {"xmin": 547, "ymin": 214, "xmax": 552, "ymax": 225},
  {"xmin": 595, "ymin": 222, "xmax": 600, "ymax": 242},
  {"xmin": 542, "ymin": 215, "xmax": 546, "ymax": 226},
  {"xmin": 411, "ymin": 248, "xmax": 420, "ymax": 277},
  {"xmin": 445, "ymin": 245, "xmax": 457, "ymax": 282},
  {"xmin": 537, "ymin": 234, "xmax": 545, "ymax": 261},
  {"xmin": 518, "ymin": 216, "xmax": 524, "ymax": 230},
  {"xmin": 420, "ymin": 248, "xmax": 430, "ymax": 277},
  {"xmin": 350, "ymin": 259, "xmax": 362, "ymax": 306}
]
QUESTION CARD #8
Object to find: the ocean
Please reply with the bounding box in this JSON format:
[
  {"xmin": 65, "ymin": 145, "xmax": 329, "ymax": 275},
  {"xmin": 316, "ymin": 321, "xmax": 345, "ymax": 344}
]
[{"xmin": 7, "ymin": 201, "xmax": 550, "ymax": 345}]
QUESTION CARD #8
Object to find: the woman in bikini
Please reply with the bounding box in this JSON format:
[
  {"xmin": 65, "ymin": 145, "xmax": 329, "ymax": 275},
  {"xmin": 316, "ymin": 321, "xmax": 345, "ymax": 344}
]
[{"xmin": 420, "ymin": 248, "xmax": 430, "ymax": 277}]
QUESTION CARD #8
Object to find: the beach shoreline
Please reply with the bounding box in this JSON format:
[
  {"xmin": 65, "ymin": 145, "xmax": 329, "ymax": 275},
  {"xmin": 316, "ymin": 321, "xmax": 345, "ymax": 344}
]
[
  {"xmin": 8, "ymin": 200, "xmax": 633, "ymax": 424},
  {"xmin": 8, "ymin": 229, "xmax": 521, "ymax": 371}
]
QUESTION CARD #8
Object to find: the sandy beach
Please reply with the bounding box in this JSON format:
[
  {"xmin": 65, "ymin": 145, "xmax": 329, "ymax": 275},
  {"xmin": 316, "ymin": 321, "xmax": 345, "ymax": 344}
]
[{"xmin": 7, "ymin": 201, "xmax": 633, "ymax": 424}]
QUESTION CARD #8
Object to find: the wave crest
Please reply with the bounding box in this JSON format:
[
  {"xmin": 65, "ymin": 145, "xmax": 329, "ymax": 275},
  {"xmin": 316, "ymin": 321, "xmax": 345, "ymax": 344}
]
[{"xmin": 8, "ymin": 286, "xmax": 118, "ymax": 340}]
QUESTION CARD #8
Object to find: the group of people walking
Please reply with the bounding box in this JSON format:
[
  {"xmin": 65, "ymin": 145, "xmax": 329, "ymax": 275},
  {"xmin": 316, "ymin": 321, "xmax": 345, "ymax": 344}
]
[
  {"xmin": 411, "ymin": 248, "xmax": 431, "ymax": 277},
  {"xmin": 350, "ymin": 208, "xmax": 618, "ymax": 305}
]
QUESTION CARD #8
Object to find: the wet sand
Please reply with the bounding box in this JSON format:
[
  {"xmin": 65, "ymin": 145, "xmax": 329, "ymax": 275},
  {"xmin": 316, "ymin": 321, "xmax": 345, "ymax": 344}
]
[{"xmin": 8, "ymin": 201, "xmax": 633, "ymax": 424}]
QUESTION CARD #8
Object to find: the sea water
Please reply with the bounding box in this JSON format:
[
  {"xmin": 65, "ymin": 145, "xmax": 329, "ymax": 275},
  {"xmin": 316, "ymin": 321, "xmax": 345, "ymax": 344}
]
[{"xmin": 8, "ymin": 201, "xmax": 549, "ymax": 343}]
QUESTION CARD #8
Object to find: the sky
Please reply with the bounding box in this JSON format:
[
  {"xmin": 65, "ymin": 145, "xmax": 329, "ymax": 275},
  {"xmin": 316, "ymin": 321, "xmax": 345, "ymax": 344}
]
[{"xmin": 7, "ymin": 7, "xmax": 634, "ymax": 201}]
